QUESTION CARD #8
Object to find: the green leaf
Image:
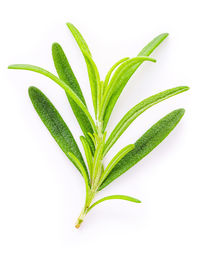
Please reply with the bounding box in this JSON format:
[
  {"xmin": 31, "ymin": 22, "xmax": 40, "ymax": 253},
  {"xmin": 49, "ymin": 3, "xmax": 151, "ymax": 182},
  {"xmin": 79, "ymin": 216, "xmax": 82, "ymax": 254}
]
[
  {"xmin": 99, "ymin": 81, "xmax": 104, "ymax": 108},
  {"xmin": 102, "ymin": 33, "xmax": 169, "ymax": 130},
  {"xmin": 80, "ymin": 136, "xmax": 93, "ymax": 177},
  {"xmin": 67, "ymin": 23, "xmax": 92, "ymax": 56},
  {"xmin": 104, "ymin": 86, "xmax": 189, "ymax": 155},
  {"xmin": 138, "ymin": 33, "xmax": 169, "ymax": 57},
  {"xmin": 82, "ymin": 51, "xmax": 101, "ymax": 117},
  {"xmin": 52, "ymin": 43, "xmax": 87, "ymax": 103},
  {"xmin": 104, "ymin": 57, "xmax": 130, "ymax": 90},
  {"xmin": 85, "ymin": 134, "xmax": 95, "ymax": 155},
  {"xmin": 67, "ymin": 23, "xmax": 100, "ymax": 116},
  {"xmin": 8, "ymin": 64, "xmax": 97, "ymax": 133},
  {"xmin": 52, "ymin": 43, "xmax": 94, "ymax": 142},
  {"xmin": 92, "ymin": 133, "xmax": 106, "ymax": 182},
  {"xmin": 28, "ymin": 86, "xmax": 88, "ymax": 176},
  {"xmin": 100, "ymin": 56, "xmax": 156, "ymax": 123},
  {"xmin": 98, "ymin": 144, "xmax": 135, "ymax": 186},
  {"xmin": 99, "ymin": 108, "xmax": 185, "ymax": 190},
  {"xmin": 67, "ymin": 152, "xmax": 90, "ymax": 196},
  {"xmin": 87, "ymin": 132, "xmax": 96, "ymax": 148},
  {"xmin": 87, "ymin": 195, "xmax": 141, "ymax": 212}
]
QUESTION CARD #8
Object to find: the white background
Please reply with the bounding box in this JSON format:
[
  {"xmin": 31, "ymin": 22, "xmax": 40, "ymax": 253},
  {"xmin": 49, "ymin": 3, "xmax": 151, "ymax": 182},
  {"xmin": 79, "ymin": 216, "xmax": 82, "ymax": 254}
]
[{"xmin": 0, "ymin": 0, "xmax": 199, "ymax": 266}]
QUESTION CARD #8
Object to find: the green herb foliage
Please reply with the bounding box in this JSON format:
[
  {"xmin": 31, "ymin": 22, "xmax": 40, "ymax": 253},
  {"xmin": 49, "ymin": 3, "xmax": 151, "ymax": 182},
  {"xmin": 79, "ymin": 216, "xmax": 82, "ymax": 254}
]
[
  {"xmin": 52, "ymin": 43, "xmax": 95, "ymax": 152},
  {"xmin": 9, "ymin": 23, "xmax": 189, "ymax": 228}
]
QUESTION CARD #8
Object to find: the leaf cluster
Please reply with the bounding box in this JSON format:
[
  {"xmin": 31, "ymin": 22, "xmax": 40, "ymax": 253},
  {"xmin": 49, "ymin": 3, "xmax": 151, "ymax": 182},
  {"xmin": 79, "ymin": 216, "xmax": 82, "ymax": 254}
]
[{"xmin": 8, "ymin": 23, "xmax": 189, "ymax": 227}]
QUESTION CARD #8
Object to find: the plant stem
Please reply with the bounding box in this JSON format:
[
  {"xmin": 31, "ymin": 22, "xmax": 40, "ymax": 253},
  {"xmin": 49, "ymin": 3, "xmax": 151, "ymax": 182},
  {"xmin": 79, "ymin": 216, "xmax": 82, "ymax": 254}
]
[
  {"xmin": 75, "ymin": 185, "xmax": 98, "ymax": 228},
  {"xmin": 75, "ymin": 120, "xmax": 104, "ymax": 228}
]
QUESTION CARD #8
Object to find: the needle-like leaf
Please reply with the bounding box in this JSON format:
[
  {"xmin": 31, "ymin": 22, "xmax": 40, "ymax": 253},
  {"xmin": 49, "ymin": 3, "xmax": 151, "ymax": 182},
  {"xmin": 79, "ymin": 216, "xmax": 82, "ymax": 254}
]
[
  {"xmin": 99, "ymin": 108, "xmax": 185, "ymax": 190},
  {"xmin": 28, "ymin": 86, "xmax": 88, "ymax": 176},
  {"xmin": 92, "ymin": 133, "xmax": 106, "ymax": 182},
  {"xmin": 52, "ymin": 43, "xmax": 87, "ymax": 104},
  {"xmin": 87, "ymin": 132, "xmax": 96, "ymax": 148},
  {"xmin": 103, "ymin": 57, "xmax": 130, "ymax": 90},
  {"xmin": 52, "ymin": 43, "xmax": 94, "ymax": 143},
  {"xmin": 138, "ymin": 33, "xmax": 169, "ymax": 57},
  {"xmin": 8, "ymin": 64, "xmax": 97, "ymax": 132},
  {"xmin": 104, "ymin": 86, "xmax": 189, "ymax": 155},
  {"xmin": 98, "ymin": 144, "xmax": 135, "ymax": 186},
  {"xmin": 67, "ymin": 23, "xmax": 100, "ymax": 116},
  {"xmin": 80, "ymin": 136, "xmax": 93, "ymax": 177},
  {"xmin": 99, "ymin": 81, "xmax": 104, "ymax": 108},
  {"xmin": 67, "ymin": 23, "xmax": 92, "ymax": 56},
  {"xmin": 82, "ymin": 51, "xmax": 101, "ymax": 117},
  {"xmin": 87, "ymin": 195, "xmax": 141, "ymax": 213},
  {"xmin": 100, "ymin": 56, "xmax": 156, "ymax": 123},
  {"xmin": 103, "ymin": 33, "xmax": 169, "ymax": 130}
]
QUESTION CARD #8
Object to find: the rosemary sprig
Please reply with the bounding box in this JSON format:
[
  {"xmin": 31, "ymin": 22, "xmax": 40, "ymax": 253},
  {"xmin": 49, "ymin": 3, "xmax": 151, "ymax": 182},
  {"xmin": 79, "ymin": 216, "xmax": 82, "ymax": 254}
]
[{"xmin": 8, "ymin": 23, "xmax": 189, "ymax": 228}]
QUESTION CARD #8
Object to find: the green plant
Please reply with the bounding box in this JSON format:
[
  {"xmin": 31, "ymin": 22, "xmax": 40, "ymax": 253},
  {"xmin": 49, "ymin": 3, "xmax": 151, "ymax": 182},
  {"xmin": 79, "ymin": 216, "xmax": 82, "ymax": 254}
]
[{"xmin": 8, "ymin": 23, "xmax": 189, "ymax": 228}]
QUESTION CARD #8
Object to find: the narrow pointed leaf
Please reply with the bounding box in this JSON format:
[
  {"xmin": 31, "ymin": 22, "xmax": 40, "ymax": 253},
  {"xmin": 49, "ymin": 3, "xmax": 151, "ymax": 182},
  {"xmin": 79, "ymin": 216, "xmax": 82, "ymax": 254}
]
[
  {"xmin": 80, "ymin": 136, "xmax": 93, "ymax": 177},
  {"xmin": 100, "ymin": 56, "xmax": 156, "ymax": 123},
  {"xmin": 67, "ymin": 23, "xmax": 91, "ymax": 56},
  {"xmin": 104, "ymin": 86, "xmax": 189, "ymax": 155},
  {"xmin": 87, "ymin": 195, "xmax": 141, "ymax": 212},
  {"xmin": 67, "ymin": 152, "xmax": 90, "ymax": 195},
  {"xmin": 99, "ymin": 109, "xmax": 185, "ymax": 190},
  {"xmin": 87, "ymin": 132, "xmax": 96, "ymax": 148},
  {"xmin": 99, "ymin": 81, "xmax": 104, "ymax": 108},
  {"xmin": 138, "ymin": 33, "xmax": 169, "ymax": 57},
  {"xmin": 103, "ymin": 33, "xmax": 169, "ymax": 130},
  {"xmin": 82, "ymin": 51, "xmax": 101, "ymax": 117},
  {"xmin": 28, "ymin": 86, "xmax": 88, "ymax": 176},
  {"xmin": 104, "ymin": 57, "xmax": 130, "ymax": 90},
  {"xmin": 8, "ymin": 64, "xmax": 97, "ymax": 132},
  {"xmin": 52, "ymin": 43, "xmax": 94, "ymax": 142},
  {"xmin": 85, "ymin": 133, "xmax": 95, "ymax": 155},
  {"xmin": 99, "ymin": 144, "xmax": 134, "ymax": 186},
  {"xmin": 67, "ymin": 23, "xmax": 100, "ymax": 116},
  {"xmin": 52, "ymin": 43, "xmax": 87, "ymax": 104},
  {"xmin": 92, "ymin": 133, "xmax": 106, "ymax": 181}
]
